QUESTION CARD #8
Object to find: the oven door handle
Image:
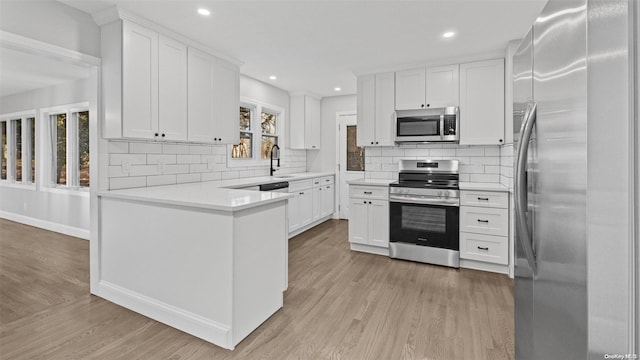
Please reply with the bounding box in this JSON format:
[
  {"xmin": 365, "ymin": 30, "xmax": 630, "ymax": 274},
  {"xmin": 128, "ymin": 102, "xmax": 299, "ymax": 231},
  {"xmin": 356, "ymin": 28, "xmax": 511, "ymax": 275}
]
[{"xmin": 389, "ymin": 195, "xmax": 459, "ymax": 207}]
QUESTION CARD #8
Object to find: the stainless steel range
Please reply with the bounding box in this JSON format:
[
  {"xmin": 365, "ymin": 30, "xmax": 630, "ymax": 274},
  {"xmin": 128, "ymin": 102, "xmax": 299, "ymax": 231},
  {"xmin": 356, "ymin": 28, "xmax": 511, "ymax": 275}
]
[{"xmin": 389, "ymin": 159, "xmax": 460, "ymax": 268}]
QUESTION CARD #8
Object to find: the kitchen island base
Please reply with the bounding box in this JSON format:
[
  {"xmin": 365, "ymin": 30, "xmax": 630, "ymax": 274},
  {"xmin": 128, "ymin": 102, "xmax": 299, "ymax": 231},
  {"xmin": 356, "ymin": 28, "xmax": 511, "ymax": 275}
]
[{"xmin": 93, "ymin": 196, "xmax": 288, "ymax": 350}]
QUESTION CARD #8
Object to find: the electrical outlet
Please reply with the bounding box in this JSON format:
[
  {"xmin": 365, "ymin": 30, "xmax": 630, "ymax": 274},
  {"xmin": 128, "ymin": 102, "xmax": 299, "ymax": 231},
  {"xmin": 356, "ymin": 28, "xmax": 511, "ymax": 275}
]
[{"xmin": 122, "ymin": 160, "xmax": 131, "ymax": 173}]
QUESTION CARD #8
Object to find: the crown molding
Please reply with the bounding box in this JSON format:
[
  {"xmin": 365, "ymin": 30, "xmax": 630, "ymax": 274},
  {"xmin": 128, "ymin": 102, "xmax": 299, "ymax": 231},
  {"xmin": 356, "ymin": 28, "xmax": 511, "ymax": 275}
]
[{"xmin": 0, "ymin": 31, "xmax": 100, "ymax": 67}]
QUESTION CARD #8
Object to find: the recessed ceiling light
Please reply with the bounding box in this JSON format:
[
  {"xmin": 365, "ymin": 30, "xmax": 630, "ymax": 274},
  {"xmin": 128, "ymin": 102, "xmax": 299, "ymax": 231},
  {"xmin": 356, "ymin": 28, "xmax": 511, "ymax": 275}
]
[
  {"xmin": 442, "ymin": 31, "xmax": 456, "ymax": 38},
  {"xmin": 197, "ymin": 8, "xmax": 211, "ymax": 16},
  {"xmin": 269, "ymin": 75, "xmax": 277, "ymax": 80},
  {"xmin": 334, "ymin": 87, "xmax": 342, "ymax": 92}
]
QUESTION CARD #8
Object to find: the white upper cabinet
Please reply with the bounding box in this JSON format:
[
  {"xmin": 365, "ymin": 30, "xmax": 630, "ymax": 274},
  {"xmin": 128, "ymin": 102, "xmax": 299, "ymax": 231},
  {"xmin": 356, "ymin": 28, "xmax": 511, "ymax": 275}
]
[
  {"xmin": 290, "ymin": 94, "xmax": 321, "ymax": 150},
  {"xmin": 395, "ymin": 65, "xmax": 460, "ymax": 110},
  {"xmin": 459, "ymin": 59, "xmax": 505, "ymax": 145},
  {"xmin": 158, "ymin": 35, "xmax": 187, "ymax": 141},
  {"xmin": 101, "ymin": 18, "xmax": 239, "ymax": 143},
  {"xmin": 426, "ymin": 64, "xmax": 459, "ymax": 108},
  {"xmin": 357, "ymin": 72, "xmax": 394, "ymax": 147},
  {"xmin": 121, "ymin": 21, "xmax": 159, "ymax": 139},
  {"xmin": 187, "ymin": 48, "xmax": 239, "ymax": 144}
]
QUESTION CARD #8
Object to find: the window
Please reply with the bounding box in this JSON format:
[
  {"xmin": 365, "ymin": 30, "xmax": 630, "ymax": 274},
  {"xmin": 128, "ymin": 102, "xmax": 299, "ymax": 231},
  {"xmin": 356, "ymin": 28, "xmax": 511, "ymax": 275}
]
[
  {"xmin": 261, "ymin": 111, "xmax": 278, "ymax": 159},
  {"xmin": 46, "ymin": 104, "xmax": 90, "ymax": 189},
  {"xmin": 229, "ymin": 99, "xmax": 284, "ymax": 166},
  {"xmin": 0, "ymin": 113, "xmax": 36, "ymax": 185},
  {"xmin": 346, "ymin": 125, "xmax": 365, "ymax": 171}
]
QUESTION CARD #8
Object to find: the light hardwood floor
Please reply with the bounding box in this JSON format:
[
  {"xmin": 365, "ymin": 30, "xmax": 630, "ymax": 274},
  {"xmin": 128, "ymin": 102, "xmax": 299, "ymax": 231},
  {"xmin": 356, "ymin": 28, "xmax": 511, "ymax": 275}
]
[{"xmin": 0, "ymin": 218, "xmax": 514, "ymax": 359}]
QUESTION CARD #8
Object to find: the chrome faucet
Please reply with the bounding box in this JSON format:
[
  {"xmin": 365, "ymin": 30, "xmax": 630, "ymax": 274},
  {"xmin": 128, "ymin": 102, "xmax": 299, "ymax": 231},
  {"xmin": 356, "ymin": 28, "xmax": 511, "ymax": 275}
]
[{"xmin": 270, "ymin": 144, "xmax": 280, "ymax": 176}]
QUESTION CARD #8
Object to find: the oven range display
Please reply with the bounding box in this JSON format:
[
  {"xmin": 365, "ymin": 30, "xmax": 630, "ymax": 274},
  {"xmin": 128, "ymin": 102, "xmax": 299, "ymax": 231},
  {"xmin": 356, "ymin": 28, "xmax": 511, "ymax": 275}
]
[{"xmin": 417, "ymin": 162, "xmax": 438, "ymax": 168}]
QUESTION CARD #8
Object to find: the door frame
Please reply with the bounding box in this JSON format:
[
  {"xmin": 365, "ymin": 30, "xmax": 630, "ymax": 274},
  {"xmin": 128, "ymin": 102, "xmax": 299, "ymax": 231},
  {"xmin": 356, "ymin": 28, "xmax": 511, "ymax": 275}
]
[{"xmin": 335, "ymin": 110, "xmax": 359, "ymax": 219}]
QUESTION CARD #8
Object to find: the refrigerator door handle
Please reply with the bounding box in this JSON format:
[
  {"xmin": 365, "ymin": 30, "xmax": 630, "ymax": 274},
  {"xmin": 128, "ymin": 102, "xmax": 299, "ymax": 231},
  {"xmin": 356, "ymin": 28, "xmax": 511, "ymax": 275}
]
[{"xmin": 515, "ymin": 102, "xmax": 537, "ymax": 275}]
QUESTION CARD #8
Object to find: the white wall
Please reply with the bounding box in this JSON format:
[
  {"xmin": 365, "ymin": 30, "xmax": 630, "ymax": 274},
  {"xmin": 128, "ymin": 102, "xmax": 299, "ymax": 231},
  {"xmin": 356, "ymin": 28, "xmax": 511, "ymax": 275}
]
[
  {"xmin": 0, "ymin": 78, "xmax": 95, "ymax": 238},
  {"xmin": 307, "ymin": 95, "xmax": 356, "ymax": 173},
  {"xmin": 0, "ymin": 0, "xmax": 101, "ymax": 57},
  {"xmin": 104, "ymin": 75, "xmax": 307, "ymax": 190}
]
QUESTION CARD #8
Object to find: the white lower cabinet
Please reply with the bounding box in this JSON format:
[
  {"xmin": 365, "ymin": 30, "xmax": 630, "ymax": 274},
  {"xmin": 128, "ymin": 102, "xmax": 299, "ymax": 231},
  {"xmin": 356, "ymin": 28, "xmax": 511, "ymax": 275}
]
[
  {"xmin": 348, "ymin": 185, "xmax": 389, "ymax": 250},
  {"xmin": 460, "ymin": 190, "xmax": 509, "ymax": 267},
  {"xmin": 288, "ymin": 176, "xmax": 334, "ymax": 234}
]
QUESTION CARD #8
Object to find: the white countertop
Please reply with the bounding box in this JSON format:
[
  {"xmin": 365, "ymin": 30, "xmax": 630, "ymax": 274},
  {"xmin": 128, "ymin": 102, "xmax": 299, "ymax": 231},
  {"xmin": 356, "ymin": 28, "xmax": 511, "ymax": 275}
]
[
  {"xmin": 99, "ymin": 172, "xmax": 335, "ymax": 212},
  {"xmin": 459, "ymin": 182, "xmax": 510, "ymax": 192},
  {"xmin": 346, "ymin": 178, "xmax": 396, "ymax": 186}
]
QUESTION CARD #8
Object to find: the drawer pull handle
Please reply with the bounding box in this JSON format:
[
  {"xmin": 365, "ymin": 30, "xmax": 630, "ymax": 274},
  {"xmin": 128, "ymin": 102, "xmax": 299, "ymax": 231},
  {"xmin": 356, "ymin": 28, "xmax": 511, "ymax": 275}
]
[
  {"xmin": 477, "ymin": 246, "xmax": 489, "ymax": 251},
  {"xmin": 477, "ymin": 219, "xmax": 489, "ymax": 223},
  {"xmin": 364, "ymin": 191, "xmax": 372, "ymax": 195},
  {"xmin": 477, "ymin": 197, "xmax": 489, "ymax": 201}
]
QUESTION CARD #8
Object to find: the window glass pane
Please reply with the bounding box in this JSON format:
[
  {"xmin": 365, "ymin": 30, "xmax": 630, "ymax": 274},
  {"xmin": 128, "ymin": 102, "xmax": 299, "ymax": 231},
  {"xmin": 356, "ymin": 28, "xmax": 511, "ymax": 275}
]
[
  {"xmin": 78, "ymin": 111, "xmax": 90, "ymax": 187},
  {"xmin": 261, "ymin": 112, "xmax": 276, "ymax": 135},
  {"xmin": 1, "ymin": 122, "xmax": 6, "ymax": 180},
  {"xmin": 55, "ymin": 114, "xmax": 67, "ymax": 185},
  {"xmin": 346, "ymin": 125, "xmax": 365, "ymax": 171},
  {"xmin": 261, "ymin": 135, "xmax": 277, "ymax": 159},
  {"xmin": 232, "ymin": 132, "xmax": 252, "ymax": 158},
  {"xmin": 29, "ymin": 118, "xmax": 35, "ymax": 183},
  {"xmin": 239, "ymin": 107, "xmax": 251, "ymax": 131},
  {"xmin": 15, "ymin": 120, "xmax": 22, "ymax": 182}
]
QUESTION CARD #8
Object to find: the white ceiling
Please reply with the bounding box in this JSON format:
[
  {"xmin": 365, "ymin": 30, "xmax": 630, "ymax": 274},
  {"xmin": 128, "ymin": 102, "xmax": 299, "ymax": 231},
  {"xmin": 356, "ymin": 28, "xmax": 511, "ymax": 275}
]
[
  {"xmin": 0, "ymin": 46, "xmax": 92, "ymax": 97},
  {"xmin": 60, "ymin": 0, "xmax": 546, "ymax": 98}
]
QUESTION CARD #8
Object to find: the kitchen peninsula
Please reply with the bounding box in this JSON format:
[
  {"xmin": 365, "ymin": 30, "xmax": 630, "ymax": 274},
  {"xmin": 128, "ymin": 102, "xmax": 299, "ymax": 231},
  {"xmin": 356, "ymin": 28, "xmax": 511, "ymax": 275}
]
[{"xmin": 94, "ymin": 182, "xmax": 292, "ymax": 350}]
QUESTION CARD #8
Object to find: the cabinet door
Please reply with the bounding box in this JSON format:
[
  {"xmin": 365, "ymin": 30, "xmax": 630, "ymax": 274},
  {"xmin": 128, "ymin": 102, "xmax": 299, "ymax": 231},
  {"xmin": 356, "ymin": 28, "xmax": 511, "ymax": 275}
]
[
  {"xmin": 158, "ymin": 35, "xmax": 187, "ymax": 141},
  {"xmin": 395, "ymin": 68, "xmax": 426, "ymax": 110},
  {"xmin": 348, "ymin": 199, "xmax": 368, "ymax": 245},
  {"xmin": 321, "ymin": 184, "xmax": 334, "ymax": 217},
  {"xmin": 426, "ymin": 64, "xmax": 459, "ymax": 108},
  {"xmin": 212, "ymin": 58, "xmax": 240, "ymax": 144},
  {"xmin": 374, "ymin": 72, "xmax": 395, "ymax": 146},
  {"xmin": 122, "ymin": 21, "xmax": 158, "ymax": 139},
  {"xmin": 312, "ymin": 187, "xmax": 322, "ymax": 221},
  {"xmin": 304, "ymin": 96, "xmax": 321, "ymax": 149},
  {"xmin": 356, "ymin": 75, "xmax": 376, "ymax": 146},
  {"xmin": 298, "ymin": 190, "xmax": 313, "ymax": 227},
  {"xmin": 288, "ymin": 193, "xmax": 300, "ymax": 232},
  {"xmin": 368, "ymin": 200, "xmax": 389, "ymax": 248},
  {"xmin": 187, "ymin": 48, "xmax": 216, "ymax": 143},
  {"xmin": 459, "ymin": 59, "xmax": 505, "ymax": 145}
]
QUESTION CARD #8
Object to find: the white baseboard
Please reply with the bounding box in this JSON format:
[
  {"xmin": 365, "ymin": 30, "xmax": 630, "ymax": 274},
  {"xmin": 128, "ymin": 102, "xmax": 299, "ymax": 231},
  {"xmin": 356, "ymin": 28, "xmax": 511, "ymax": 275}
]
[
  {"xmin": 95, "ymin": 281, "xmax": 233, "ymax": 349},
  {"xmin": 350, "ymin": 243, "xmax": 390, "ymax": 256},
  {"xmin": 0, "ymin": 211, "xmax": 90, "ymax": 240},
  {"xmin": 460, "ymin": 259, "xmax": 509, "ymax": 275}
]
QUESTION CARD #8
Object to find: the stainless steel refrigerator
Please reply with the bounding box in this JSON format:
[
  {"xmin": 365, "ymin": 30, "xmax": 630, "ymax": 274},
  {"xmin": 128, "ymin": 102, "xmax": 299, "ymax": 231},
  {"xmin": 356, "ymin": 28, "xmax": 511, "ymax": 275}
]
[{"xmin": 513, "ymin": 0, "xmax": 638, "ymax": 359}]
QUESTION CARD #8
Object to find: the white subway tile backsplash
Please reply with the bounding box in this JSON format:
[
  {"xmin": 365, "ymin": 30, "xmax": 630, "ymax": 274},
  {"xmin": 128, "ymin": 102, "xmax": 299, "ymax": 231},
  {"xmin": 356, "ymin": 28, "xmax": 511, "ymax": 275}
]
[
  {"xmin": 484, "ymin": 147, "xmax": 500, "ymax": 156},
  {"xmin": 108, "ymin": 141, "xmax": 129, "ymax": 154},
  {"xmin": 455, "ymin": 147, "xmax": 485, "ymax": 156},
  {"xmin": 177, "ymin": 154, "xmax": 202, "ymax": 164},
  {"xmin": 163, "ymin": 164, "xmax": 189, "ymax": 174},
  {"xmin": 380, "ymin": 148, "xmax": 405, "ymax": 157},
  {"xmin": 470, "ymin": 174, "xmax": 500, "ymax": 183},
  {"xmin": 484, "ymin": 165, "xmax": 501, "ymax": 174},
  {"xmin": 129, "ymin": 164, "xmax": 161, "ymax": 176},
  {"xmin": 162, "ymin": 143, "xmax": 190, "ymax": 154},
  {"xmin": 110, "ymin": 153, "xmax": 146, "ymax": 166},
  {"xmin": 469, "ymin": 157, "xmax": 500, "ymax": 165},
  {"xmin": 221, "ymin": 171, "xmax": 239, "ymax": 180},
  {"xmin": 177, "ymin": 173, "xmax": 201, "ymax": 184},
  {"xmin": 110, "ymin": 176, "xmax": 146, "ymax": 190},
  {"xmin": 202, "ymin": 172, "xmax": 222, "ymax": 182},
  {"xmin": 147, "ymin": 174, "xmax": 177, "ymax": 187},
  {"xmin": 430, "ymin": 148, "xmax": 456, "ymax": 157},
  {"xmin": 189, "ymin": 163, "xmax": 209, "ymax": 173},
  {"xmin": 189, "ymin": 145, "xmax": 213, "ymax": 155},
  {"xmin": 130, "ymin": 142, "xmax": 162, "ymax": 154},
  {"xmin": 147, "ymin": 154, "xmax": 177, "ymax": 165}
]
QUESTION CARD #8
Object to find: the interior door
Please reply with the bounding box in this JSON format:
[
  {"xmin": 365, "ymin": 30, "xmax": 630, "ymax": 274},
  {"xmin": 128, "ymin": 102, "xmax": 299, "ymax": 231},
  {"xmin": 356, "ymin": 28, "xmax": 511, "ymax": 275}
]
[{"xmin": 338, "ymin": 114, "xmax": 365, "ymax": 219}]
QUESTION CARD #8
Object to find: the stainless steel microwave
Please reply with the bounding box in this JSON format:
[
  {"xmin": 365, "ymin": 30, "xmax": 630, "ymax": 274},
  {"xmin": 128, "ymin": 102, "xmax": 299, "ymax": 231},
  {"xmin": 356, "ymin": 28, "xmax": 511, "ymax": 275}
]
[{"xmin": 394, "ymin": 106, "xmax": 459, "ymax": 143}]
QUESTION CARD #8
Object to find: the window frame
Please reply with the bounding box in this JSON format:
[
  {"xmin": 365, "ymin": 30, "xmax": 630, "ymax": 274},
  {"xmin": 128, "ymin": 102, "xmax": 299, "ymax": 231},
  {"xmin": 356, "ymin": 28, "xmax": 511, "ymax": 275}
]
[
  {"xmin": 40, "ymin": 102, "xmax": 90, "ymax": 192},
  {"xmin": 0, "ymin": 110, "xmax": 37, "ymax": 189},
  {"xmin": 228, "ymin": 98, "xmax": 285, "ymax": 168}
]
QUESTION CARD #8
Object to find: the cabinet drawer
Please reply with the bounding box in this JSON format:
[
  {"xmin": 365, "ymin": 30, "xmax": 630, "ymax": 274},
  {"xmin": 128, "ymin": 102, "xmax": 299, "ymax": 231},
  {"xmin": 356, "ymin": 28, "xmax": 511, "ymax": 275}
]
[
  {"xmin": 460, "ymin": 190, "xmax": 508, "ymax": 208},
  {"xmin": 460, "ymin": 206, "xmax": 508, "ymax": 236},
  {"xmin": 313, "ymin": 176, "xmax": 335, "ymax": 187},
  {"xmin": 349, "ymin": 185, "xmax": 388, "ymax": 200},
  {"xmin": 289, "ymin": 179, "xmax": 313, "ymax": 193},
  {"xmin": 460, "ymin": 232, "xmax": 508, "ymax": 265}
]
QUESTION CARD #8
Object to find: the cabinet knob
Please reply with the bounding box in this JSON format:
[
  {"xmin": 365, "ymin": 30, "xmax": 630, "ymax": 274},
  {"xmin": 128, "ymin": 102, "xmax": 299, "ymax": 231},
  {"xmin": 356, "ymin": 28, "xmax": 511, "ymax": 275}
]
[
  {"xmin": 369, "ymin": 201, "xmax": 372, "ymax": 204},
  {"xmin": 312, "ymin": 145, "xmax": 316, "ymax": 148},
  {"xmin": 219, "ymin": 138, "xmax": 222, "ymax": 141},
  {"xmin": 375, "ymin": 141, "xmax": 379, "ymax": 144},
  {"xmin": 154, "ymin": 133, "xmax": 159, "ymax": 137},
  {"xmin": 477, "ymin": 219, "xmax": 489, "ymax": 223},
  {"xmin": 421, "ymin": 104, "xmax": 425, "ymax": 108},
  {"xmin": 477, "ymin": 246, "xmax": 489, "ymax": 251},
  {"xmin": 300, "ymin": 192, "xmax": 304, "ymax": 195},
  {"xmin": 161, "ymin": 133, "xmax": 166, "ymax": 138},
  {"xmin": 499, "ymin": 139, "xmax": 503, "ymax": 143},
  {"xmin": 363, "ymin": 201, "xmax": 366, "ymax": 204},
  {"xmin": 370, "ymin": 141, "xmax": 374, "ymax": 145},
  {"xmin": 426, "ymin": 104, "xmax": 430, "ymax": 108},
  {"xmin": 214, "ymin": 138, "xmax": 218, "ymax": 141},
  {"xmin": 319, "ymin": 188, "xmax": 322, "ymax": 191}
]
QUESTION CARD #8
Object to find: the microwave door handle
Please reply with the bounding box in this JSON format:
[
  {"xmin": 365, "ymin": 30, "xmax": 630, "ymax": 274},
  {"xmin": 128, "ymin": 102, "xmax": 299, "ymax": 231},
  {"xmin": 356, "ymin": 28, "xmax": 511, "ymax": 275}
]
[{"xmin": 440, "ymin": 114, "xmax": 445, "ymax": 139}]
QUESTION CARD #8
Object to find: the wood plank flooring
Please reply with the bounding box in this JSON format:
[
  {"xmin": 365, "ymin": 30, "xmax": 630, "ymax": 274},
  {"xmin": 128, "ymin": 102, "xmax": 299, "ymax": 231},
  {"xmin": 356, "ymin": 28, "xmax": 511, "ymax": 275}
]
[{"xmin": 0, "ymin": 218, "xmax": 514, "ymax": 359}]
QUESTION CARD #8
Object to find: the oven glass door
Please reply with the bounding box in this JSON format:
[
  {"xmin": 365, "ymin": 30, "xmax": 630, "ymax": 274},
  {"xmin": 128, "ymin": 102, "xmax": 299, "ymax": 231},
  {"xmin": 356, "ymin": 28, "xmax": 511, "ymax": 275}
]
[
  {"xmin": 396, "ymin": 116, "xmax": 441, "ymax": 137},
  {"xmin": 389, "ymin": 201, "xmax": 459, "ymax": 250}
]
